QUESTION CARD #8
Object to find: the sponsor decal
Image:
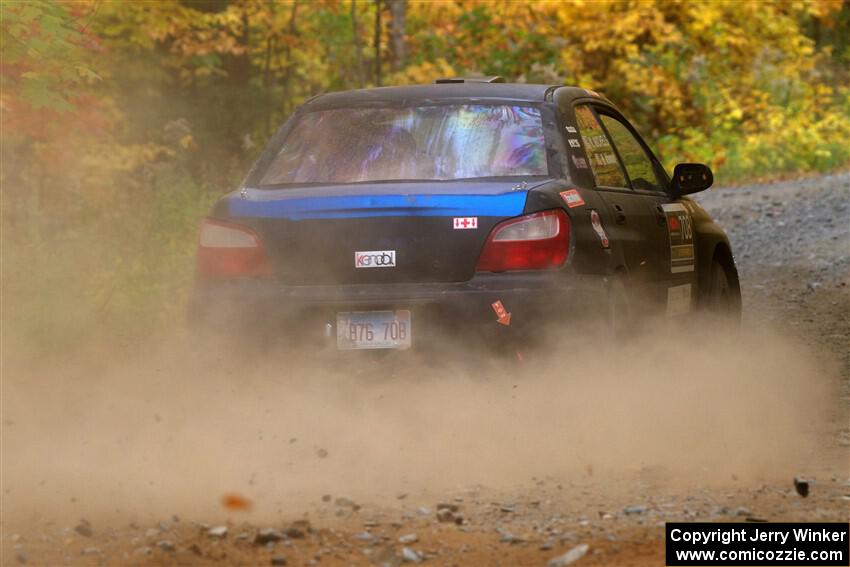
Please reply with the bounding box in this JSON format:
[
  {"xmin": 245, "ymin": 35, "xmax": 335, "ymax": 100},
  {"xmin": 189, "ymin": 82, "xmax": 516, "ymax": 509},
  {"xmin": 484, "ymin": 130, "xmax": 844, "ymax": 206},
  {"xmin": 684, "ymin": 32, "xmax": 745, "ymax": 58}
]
[
  {"xmin": 668, "ymin": 215, "xmax": 680, "ymax": 231},
  {"xmin": 565, "ymin": 126, "xmax": 577, "ymax": 133},
  {"xmin": 590, "ymin": 209, "xmax": 610, "ymax": 248},
  {"xmin": 584, "ymin": 134, "xmax": 610, "ymax": 149},
  {"xmin": 571, "ymin": 155, "xmax": 589, "ymax": 169},
  {"xmin": 666, "ymin": 284, "xmax": 692, "ymax": 317},
  {"xmin": 560, "ymin": 189, "xmax": 586, "ymax": 208},
  {"xmin": 354, "ymin": 250, "xmax": 396, "ymax": 268},
  {"xmin": 453, "ymin": 217, "xmax": 478, "ymax": 230},
  {"xmin": 491, "ymin": 300, "xmax": 511, "ymax": 326},
  {"xmin": 568, "ymin": 138, "xmax": 581, "ymax": 148},
  {"xmin": 593, "ymin": 151, "xmax": 619, "ymax": 166},
  {"xmin": 662, "ymin": 203, "xmax": 695, "ymax": 273}
]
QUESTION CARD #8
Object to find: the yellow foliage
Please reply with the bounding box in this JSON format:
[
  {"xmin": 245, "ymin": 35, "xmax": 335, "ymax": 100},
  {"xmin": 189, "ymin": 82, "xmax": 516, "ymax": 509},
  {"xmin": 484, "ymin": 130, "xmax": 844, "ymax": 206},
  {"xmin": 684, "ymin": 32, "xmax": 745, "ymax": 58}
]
[{"xmin": 2, "ymin": 0, "xmax": 848, "ymax": 350}]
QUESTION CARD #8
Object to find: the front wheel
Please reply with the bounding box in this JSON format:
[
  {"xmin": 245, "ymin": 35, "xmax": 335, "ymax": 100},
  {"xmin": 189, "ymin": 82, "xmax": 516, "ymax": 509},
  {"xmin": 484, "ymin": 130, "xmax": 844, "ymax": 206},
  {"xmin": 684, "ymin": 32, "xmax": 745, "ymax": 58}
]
[{"xmin": 702, "ymin": 257, "xmax": 742, "ymax": 325}]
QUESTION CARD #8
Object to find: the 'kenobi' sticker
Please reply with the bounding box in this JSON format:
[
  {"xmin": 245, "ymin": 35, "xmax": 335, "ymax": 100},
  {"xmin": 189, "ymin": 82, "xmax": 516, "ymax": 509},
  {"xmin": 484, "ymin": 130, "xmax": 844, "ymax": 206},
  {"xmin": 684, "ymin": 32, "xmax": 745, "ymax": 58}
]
[
  {"xmin": 572, "ymin": 155, "xmax": 589, "ymax": 169},
  {"xmin": 560, "ymin": 189, "xmax": 585, "ymax": 208},
  {"xmin": 453, "ymin": 217, "xmax": 478, "ymax": 230}
]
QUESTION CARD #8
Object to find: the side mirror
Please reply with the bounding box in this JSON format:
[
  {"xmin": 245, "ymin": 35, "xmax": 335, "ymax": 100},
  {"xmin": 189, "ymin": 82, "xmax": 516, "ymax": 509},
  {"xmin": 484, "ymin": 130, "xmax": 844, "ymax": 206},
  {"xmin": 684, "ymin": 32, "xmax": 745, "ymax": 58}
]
[{"xmin": 671, "ymin": 163, "xmax": 713, "ymax": 196}]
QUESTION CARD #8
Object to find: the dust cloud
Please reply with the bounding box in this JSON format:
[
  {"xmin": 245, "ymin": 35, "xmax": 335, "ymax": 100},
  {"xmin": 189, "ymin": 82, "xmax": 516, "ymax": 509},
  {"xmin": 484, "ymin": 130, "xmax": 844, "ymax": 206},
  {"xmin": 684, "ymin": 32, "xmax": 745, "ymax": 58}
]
[{"xmin": 2, "ymin": 318, "xmax": 841, "ymax": 530}]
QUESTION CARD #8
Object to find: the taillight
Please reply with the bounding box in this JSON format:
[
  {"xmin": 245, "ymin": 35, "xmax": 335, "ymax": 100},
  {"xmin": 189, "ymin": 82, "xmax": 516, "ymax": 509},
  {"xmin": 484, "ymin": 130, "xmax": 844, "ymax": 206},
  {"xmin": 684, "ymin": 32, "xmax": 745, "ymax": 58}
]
[
  {"xmin": 475, "ymin": 209, "xmax": 570, "ymax": 272},
  {"xmin": 197, "ymin": 218, "xmax": 271, "ymax": 278}
]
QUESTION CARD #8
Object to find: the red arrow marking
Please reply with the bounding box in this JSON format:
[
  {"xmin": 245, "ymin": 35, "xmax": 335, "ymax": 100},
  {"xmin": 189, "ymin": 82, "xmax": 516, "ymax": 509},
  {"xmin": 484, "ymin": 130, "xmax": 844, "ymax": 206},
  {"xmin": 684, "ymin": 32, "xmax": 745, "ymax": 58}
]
[{"xmin": 491, "ymin": 300, "xmax": 511, "ymax": 326}]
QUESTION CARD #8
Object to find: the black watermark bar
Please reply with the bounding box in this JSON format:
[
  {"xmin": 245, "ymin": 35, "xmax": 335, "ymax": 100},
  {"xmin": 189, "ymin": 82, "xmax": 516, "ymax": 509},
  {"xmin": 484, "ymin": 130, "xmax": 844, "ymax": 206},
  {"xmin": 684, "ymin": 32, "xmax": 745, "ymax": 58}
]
[{"xmin": 666, "ymin": 523, "xmax": 849, "ymax": 566}]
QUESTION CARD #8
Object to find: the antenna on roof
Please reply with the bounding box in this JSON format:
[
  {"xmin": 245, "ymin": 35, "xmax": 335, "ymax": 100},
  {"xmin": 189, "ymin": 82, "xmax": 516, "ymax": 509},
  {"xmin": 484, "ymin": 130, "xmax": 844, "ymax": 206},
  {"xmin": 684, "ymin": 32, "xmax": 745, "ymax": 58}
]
[{"xmin": 434, "ymin": 76, "xmax": 506, "ymax": 84}]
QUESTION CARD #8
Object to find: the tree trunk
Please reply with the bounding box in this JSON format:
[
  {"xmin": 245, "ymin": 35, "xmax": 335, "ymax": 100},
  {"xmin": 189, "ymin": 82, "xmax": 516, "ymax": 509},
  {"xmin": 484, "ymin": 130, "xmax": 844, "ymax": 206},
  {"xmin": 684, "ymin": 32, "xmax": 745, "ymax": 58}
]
[
  {"xmin": 373, "ymin": 0, "xmax": 382, "ymax": 85},
  {"xmin": 389, "ymin": 0, "xmax": 406, "ymax": 72},
  {"xmin": 351, "ymin": 0, "xmax": 366, "ymax": 87},
  {"xmin": 264, "ymin": 36, "xmax": 274, "ymax": 138},
  {"xmin": 224, "ymin": 7, "xmax": 251, "ymax": 88},
  {"xmin": 221, "ymin": 6, "xmax": 252, "ymax": 163},
  {"xmin": 282, "ymin": 0, "xmax": 299, "ymax": 116}
]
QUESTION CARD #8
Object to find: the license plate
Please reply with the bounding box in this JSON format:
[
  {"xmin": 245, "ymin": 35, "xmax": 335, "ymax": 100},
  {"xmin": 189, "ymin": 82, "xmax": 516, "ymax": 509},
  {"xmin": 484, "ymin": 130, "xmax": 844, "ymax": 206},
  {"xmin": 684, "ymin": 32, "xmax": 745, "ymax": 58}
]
[{"xmin": 336, "ymin": 310, "xmax": 412, "ymax": 350}]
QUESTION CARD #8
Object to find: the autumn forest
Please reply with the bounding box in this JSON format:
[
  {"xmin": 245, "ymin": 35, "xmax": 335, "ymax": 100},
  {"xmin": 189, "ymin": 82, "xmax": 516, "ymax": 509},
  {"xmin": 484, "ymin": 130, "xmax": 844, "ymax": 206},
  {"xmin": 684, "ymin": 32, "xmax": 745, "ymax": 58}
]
[{"xmin": 2, "ymin": 0, "xmax": 848, "ymax": 353}]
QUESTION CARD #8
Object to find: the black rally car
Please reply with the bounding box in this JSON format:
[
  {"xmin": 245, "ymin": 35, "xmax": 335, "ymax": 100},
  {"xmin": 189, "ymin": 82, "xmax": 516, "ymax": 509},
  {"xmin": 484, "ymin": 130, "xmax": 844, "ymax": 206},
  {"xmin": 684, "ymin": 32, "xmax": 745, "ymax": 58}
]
[{"xmin": 190, "ymin": 78, "xmax": 740, "ymax": 350}]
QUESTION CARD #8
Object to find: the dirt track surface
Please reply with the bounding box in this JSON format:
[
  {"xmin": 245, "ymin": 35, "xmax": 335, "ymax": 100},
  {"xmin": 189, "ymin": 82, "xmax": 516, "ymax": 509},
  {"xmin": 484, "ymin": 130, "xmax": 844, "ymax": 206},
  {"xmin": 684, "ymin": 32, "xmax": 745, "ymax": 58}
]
[
  {"xmin": 2, "ymin": 173, "xmax": 849, "ymax": 566},
  {"xmin": 696, "ymin": 172, "xmax": 850, "ymax": 364}
]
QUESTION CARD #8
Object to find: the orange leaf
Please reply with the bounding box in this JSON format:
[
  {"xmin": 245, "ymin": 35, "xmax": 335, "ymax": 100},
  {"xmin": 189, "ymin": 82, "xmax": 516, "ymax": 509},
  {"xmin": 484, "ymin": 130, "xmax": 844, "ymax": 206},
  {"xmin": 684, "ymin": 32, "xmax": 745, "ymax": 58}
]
[{"xmin": 221, "ymin": 493, "xmax": 252, "ymax": 511}]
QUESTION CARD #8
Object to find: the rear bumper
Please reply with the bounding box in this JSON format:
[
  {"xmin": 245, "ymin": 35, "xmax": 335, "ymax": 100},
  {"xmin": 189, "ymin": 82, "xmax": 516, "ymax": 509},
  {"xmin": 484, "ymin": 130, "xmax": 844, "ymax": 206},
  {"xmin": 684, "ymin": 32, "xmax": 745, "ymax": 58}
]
[{"xmin": 189, "ymin": 272, "xmax": 611, "ymax": 347}]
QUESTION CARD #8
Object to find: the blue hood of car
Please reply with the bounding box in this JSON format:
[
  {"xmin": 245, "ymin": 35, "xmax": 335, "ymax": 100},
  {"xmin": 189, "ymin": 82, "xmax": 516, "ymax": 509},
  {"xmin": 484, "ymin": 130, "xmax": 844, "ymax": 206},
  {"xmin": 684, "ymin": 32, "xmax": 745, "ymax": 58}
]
[{"xmin": 226, "ymin": 180, "xmax": 544, "ymax": 221}]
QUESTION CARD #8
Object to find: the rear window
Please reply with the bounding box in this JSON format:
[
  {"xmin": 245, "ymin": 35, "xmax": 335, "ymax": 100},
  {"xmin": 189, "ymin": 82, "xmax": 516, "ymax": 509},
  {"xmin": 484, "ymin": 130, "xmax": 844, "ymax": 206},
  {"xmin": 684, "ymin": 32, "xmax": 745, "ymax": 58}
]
[{"xmin": 257, "ymin": 104, "xmax": 548, "ymax": 185}]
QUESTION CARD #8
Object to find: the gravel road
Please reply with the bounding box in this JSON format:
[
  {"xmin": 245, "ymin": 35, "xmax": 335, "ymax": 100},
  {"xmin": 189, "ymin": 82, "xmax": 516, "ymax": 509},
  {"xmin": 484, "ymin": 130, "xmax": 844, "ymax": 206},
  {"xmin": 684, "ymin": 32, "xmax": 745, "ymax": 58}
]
[
  {"xmin": 2, "ymin": 173, "xmax": 848, "ymax": 567},
  {"xmin": 695, "ymin": 172, "xmax": 850, "ymax": 363}
]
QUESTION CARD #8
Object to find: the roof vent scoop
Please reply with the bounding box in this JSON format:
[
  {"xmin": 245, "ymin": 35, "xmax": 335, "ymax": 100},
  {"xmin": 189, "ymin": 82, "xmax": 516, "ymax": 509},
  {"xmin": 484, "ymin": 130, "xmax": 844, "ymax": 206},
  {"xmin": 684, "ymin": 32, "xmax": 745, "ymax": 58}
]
[{"xmin": 434, "ymin": 76, "xmax": 506, "ymax": 84}]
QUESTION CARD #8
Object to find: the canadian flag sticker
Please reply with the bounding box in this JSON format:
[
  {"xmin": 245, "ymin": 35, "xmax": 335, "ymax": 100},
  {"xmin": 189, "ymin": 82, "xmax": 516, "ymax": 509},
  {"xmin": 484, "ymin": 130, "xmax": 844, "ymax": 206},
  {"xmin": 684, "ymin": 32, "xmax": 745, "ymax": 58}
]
[{"xmin": 453, "ymin": 217, "xmax": 478, "ymax": 230}]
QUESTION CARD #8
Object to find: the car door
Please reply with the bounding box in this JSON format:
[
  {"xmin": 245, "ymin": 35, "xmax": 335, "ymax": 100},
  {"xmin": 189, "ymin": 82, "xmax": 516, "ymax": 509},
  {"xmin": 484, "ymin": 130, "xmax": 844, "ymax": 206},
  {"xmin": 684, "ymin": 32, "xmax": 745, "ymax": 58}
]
[
  {"xmin": 573, "ymin": 104, "xmax": 666, "ymax": 304},
  {"xmin": 594, "ymin": 111, "xmax": 697, "ymax": 316}
]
